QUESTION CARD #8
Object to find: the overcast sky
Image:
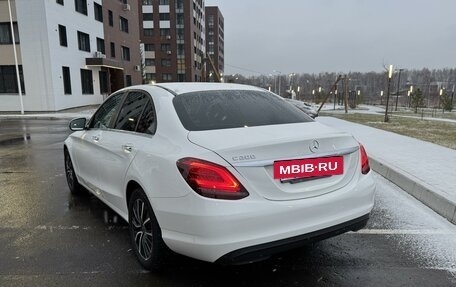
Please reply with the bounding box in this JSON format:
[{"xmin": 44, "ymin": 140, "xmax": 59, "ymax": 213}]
[{"xmin": 205, "ymin": 0, "xmax": 456, "ymax": 76}]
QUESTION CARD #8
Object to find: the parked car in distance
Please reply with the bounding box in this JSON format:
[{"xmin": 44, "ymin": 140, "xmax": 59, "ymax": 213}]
[
  {"xmin": 64, "ymin": 83, "xmax": 375, "ymax": 270},
  {"xmin": 284, "ymin": 98, "xmax": 319, "ymax": 118}
]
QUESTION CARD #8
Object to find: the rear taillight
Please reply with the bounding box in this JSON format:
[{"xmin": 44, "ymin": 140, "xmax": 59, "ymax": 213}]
[
  {"xmin": 176, "ymin": 157, "xmax": 249, "ymax": 200},
  {"xmin": 359, "ymin": 144, "xmax": 370, "ymax": 174}
]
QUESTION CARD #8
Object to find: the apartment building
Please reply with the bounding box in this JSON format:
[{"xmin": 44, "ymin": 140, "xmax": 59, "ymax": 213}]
[
  {"xmin": 139, "ymin": 0, "xmax": 206, "ymax": 83},
  {"xmin": 0, "ymin": 0, "xmax": 141, "ymax": 112},
  {"xmin": 205, "ymin": 6, "xmax": 223, "ymax": 82}
]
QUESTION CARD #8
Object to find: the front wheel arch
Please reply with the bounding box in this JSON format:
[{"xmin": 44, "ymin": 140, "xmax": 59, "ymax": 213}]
[{"xmin": 63, "ymin": 146, "xmax": 82, "ymax": 195}]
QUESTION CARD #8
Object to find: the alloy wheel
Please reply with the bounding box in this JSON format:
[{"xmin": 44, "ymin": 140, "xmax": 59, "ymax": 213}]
[{"xmin": 131, "ymin": 198, "xmax": 154, "ymax": 260}]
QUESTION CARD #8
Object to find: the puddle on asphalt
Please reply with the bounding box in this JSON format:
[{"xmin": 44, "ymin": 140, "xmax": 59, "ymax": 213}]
[{"xmin": 0, "ymin": 134, "xmax": 31, "ymax": 146}]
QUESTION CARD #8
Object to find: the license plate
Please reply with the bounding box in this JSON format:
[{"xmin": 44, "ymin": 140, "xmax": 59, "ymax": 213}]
[{"xmin": 273, "ymin": 156, "xmax": 344, "ymax": 179}]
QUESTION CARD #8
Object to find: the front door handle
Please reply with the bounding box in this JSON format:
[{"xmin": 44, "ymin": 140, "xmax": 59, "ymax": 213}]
[
  {"xmin": 92, "ymin": 135, "xmax": 100, "ymax": 142},
  {"xmin": 122, "ymin": 144, "xmax": 133, "ymax": 153}
]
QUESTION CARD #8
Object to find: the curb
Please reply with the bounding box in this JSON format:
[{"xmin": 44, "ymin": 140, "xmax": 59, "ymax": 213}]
[
  {"xmin": 369, "ymin": 156, "xmax": 456, "ymax": 224},
  {"xmin": 0, "ymin": 115, "xmax": 91, "ymax": 120},
  {"xmin": 0, "ymin": 116, "xmax": 74, "ymax": 120}
]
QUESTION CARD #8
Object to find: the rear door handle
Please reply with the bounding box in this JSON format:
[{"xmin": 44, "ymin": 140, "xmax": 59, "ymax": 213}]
[{"xmin": 122, "ymin": 144, "xmax": 134, "ymax": 153}]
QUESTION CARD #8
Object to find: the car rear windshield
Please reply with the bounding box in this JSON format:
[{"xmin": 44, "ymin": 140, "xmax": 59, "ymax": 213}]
[{"xmin": 172, "ymin": 90, "xmax": 313, "ymax": 131}]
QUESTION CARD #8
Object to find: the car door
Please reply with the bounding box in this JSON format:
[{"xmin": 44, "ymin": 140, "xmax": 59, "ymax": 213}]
[
  {"xmin": 70, "ymin": 92, "xmax": 125, "ymax": 194},
  {"xmin": 95, "ymin": 90, "xmax": 151, "ymax": 212}
]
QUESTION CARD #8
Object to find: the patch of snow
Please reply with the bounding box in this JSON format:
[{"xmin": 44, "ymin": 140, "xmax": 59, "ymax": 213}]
[{"xmin": 372, "ymin": 173, "xmax": 456, "ymax": 277}]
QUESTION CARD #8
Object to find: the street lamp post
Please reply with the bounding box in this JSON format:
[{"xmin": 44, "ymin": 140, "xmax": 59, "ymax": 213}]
[
  {"xmin": 409, "ymin": 85, "xmax": 413, "ymax": 108},
  {"xmin": 288, "ymin": 73, "xmax": 295, "ymax": 91},
  {"xmin": 274, "ymin": 76, "xmax": 277, "ymax": 94},
  {"xmin": 451, "ymin": 85, "xmax": 455, "ymax": 111},
  {"xmin": 317, "ymin": 87, "xmax": 322, "ymax": 104},
  {"xmin": 357, "ymin": 90, "xmax": 360, "ymax": 107},
  {"xmin": 384, "ymin": 65, "xmax": 393, "ymax": 122},
  {"xmin": 395, "ymin": 68, "xmax": 403, "ymax": 111},
  {"xmin": 439, "ymin": 88, "xmax": 443, "ymax": 111},
  {"xmin": 278, "ymin": 73, "xmax": 281, "ymax": 96},
  {"xmin": 273, "ymin": 70, "xmax": 281, "ymax": 95},
  {"xmin": 334, "ymin": 89, "xmax": 337, "ymax": 110},
  {"xmin": 8, "ymin": 0, "xmax": 24, "ymax": 114}
]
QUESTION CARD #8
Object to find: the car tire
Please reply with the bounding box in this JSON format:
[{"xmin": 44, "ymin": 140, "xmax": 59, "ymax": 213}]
[
  {"xmin": 64, "ymin": 150, "xmax": 83, "ymax": 195},
  {"xmin": 128, "ymin": 188, "xmax": 166, "ymax": 271}
]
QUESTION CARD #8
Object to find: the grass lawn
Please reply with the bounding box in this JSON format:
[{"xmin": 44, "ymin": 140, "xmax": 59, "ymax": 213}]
[{"xmin": 320, "ymin": 111, "xmax": 456, "ymax": 150}]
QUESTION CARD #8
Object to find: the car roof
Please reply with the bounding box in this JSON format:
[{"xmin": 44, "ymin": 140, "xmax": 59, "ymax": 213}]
[{"xmin": 153, "ymin": 82, "xmax": 264, "ymax": 95}]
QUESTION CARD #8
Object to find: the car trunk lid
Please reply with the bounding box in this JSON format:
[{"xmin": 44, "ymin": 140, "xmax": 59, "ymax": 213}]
[{"xmin": 187, "ymin": 122, "xmax": 360, "ymax": 201}]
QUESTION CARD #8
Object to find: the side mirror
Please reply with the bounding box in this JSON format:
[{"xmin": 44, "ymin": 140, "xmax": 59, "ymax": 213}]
[{"xmin": 69, "ymin": 118, "xmax": 87, "ymax": 131}]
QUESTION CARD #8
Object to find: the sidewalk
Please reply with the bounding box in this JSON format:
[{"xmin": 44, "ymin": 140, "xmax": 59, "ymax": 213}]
[{"xmin": 318, "ymin": 116, "xmax": 456, "ymax": 224}]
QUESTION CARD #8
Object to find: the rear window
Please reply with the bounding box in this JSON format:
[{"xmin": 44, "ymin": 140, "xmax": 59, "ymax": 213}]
[{"xmin": 173, "ymin": 90, "xmax": 313, "ymax": 131}]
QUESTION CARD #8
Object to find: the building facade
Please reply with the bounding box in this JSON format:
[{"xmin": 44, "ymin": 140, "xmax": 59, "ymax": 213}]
[
  {"xmin": 0, "ymin": 0, "xmax": 141, "ymax": 112},
  {"xmin": 138, "ymin": 0, "xmax": 206, "ymax": 83},
  {"xmin": 205, "ymin": 6, "xmax": 223, "ymax": 82}
]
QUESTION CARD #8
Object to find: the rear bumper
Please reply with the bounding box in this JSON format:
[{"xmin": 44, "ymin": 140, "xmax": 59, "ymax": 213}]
[
  {"xmin": 216, "ymin": 213, "xmax": 369, "ymax": 264},
  {"xmin": 152, "ymin": 172, "xmax": 375, "ymax": 263}
]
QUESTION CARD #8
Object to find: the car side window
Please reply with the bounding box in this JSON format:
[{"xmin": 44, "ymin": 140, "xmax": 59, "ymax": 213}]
[
  {"xmin": 89, "ymin": 92, "xmax": 125, "ymax": 129},
  {"xmin": 114, "ymin": 91, "xmax": 149, "ymax": 132},
  {"xmin": 136, "ymin": 99, "xmax": 157, "ymax": 135}
]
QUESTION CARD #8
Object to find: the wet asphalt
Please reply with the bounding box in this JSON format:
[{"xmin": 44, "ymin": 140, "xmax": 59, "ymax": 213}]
[{"xmin": 0, "ymin": 119, "xmax": 455, "ymax": 287}]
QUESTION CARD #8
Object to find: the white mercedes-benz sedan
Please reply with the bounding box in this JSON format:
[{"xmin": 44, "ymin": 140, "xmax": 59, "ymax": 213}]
[{"xmin": 64, "ymin": 83, "xmax": 375, "ymax": 270}]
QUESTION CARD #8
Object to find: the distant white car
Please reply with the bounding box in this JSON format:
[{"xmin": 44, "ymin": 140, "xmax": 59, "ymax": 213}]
[
  {"xmin": 64, "ymin": 83, "xmax": 375, "ymax": 270},
  {"xmin": 284, "ymin": 98, "xmax": 319, "ymax": 118}
]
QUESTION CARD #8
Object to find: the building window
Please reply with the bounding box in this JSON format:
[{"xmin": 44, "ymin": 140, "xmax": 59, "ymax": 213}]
[
  {"xmin": 125, "ymin": 75, "xmax": 132, "ymax": 87},
  {"xmin": 110, "ymin": 42, "xmax": 115, "ymax": 58},
  {"xmin": 145, "ymin": 73, "xmax": 155, "ymax": 82},
  {"xmin": 0, "ymin": 65, "xmax": 25, "ymax": 94},
  {"xmin": 159, "ymin": 0, "xmax": 169, "ymax": 5},
  {"xmin": 80, "ymin": 69, "xmax": 93, "ymax": 94},
  {"xmin": 177, "ymin": 28, "xmax": 184, "ymax": 39},
  {"xmin": 58, "ymin": 25, "xmax": 67, "ymax": 47},
  {"xmin": 143, "ymin": 13, "xmax": 153, "ymax": 21},
  {"xmin": 62, "ymin": 66, "xmax": 71, "ymax": 95},
  {"xmin": 77, "ymin": 31, "xmax": 90, "ymax": 52},
  {"xmin": 120, "ymin": 17, "xmax": 129, "ymax": 33},
  {"xmin": 159, "ymin": 13, "xmax": 170, "ymax": 20},
  {"xmin": 56, "ymin": 0, "xmax": 64, "ymax": 5},
  {"xmin": 161, "ymin": 59, "xmax": 171, "ymax": 67},
  {"xmin": 143, "ymin": 0, "xmax": 152, "ymax": 4},
  {"xmin": 160, "ymin": 28, "xmax": 170, "ymax": 36},
  {"xmin": 145, "ymin": 59, "xmax": 155, "ymax": 66},
  {"xmin": 177, "ymin": 74, "xmax": 185, "ymax": 82},
  {"xmin": 74, "ymin": 0, "xmax": 87, "ymax": 15},
  {"xmin": 121, "ymin": 46, "xmax": 130, "ymax": 61},
  {"xmin": 96, "ymin": 38, "xmax": 105, "ymax": 54},
  {"xmin": 143, "ymin": 29, "xmax": 153, "ymax": 36},
  {"xmin": 162, "ymin": 73, "xmax": 172, "ymax": 81},
  {"xmin": 94, "ymin": 3, "xmax": 103, "ymax": 22},
  {"xmin": 0, "ymin": 22, "xmax": 19, "ymax": 44},
  {"xmin": 108, "ymin": 10, "xmax": 113, "ymax": 26},
  {"xmin": 160, "ymin": 44, "xmax": 171, "ymax": 52},
  {"xmin": 176, "ymin": 14, "xmax": 184, "ymax": 25},
  {"xmin": 144, "ymin": 44, "xmax": 154, "ymax": 51}
]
